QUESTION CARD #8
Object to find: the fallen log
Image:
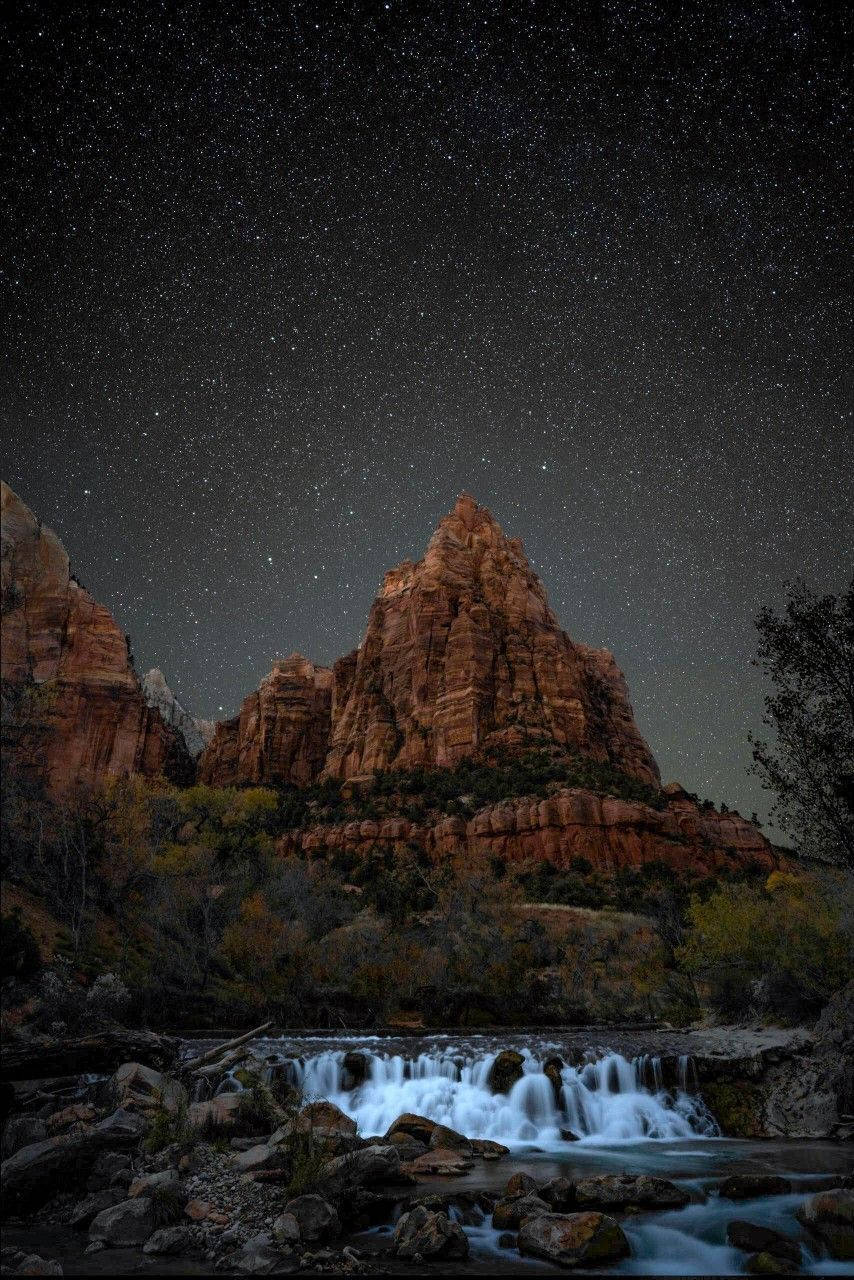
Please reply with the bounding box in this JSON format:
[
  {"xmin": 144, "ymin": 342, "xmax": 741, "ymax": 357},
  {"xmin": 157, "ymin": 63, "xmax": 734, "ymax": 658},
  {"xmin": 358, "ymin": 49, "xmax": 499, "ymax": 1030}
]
[
  {"xmin": 180, "ymin": 1021, "xmax": 273, "ymax": 1074},
  {"xmin": 1, "ymin": 1029, "xmax": 179, "ymax": 1082}
]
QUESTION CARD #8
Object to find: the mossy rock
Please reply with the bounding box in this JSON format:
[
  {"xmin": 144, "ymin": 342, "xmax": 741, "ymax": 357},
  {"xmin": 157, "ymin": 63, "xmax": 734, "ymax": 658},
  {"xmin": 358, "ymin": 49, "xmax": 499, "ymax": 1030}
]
[
  {"xmin": 702, "ymin": 1081, "xmax": 764, "ymax": 1137},
  {"xmin": 488, "ymin": 1050, "xmax": 525, "ymax": 1094}
]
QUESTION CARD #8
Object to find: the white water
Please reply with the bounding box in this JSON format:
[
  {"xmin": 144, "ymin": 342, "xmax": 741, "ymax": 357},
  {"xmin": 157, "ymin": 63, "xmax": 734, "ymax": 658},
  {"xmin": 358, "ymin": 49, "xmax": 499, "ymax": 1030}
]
[{"xmin": 262, "ymin": 1046, "xmax": 719, "ymax": 1149}]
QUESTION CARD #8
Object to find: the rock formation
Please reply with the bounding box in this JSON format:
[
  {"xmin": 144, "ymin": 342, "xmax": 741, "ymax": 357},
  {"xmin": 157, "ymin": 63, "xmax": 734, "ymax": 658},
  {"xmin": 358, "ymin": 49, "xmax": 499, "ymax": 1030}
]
[
  {"xmin": 141, "ymin": 668, "xmax": 214, "ymax": 759},
  {"xmin": 197, "ymin": 654, "xmax": 332, "ymax": 788},
  {"xmin": 323, "ymin": 494, "xmax": 660, "ymax": 785},
  {"xmin": 277, "ymin": 781, "xmax": 777, "ymax": 876},
  {"xmin": 1, "ymin": 481, "xmax": 190, "ymax": 794}
]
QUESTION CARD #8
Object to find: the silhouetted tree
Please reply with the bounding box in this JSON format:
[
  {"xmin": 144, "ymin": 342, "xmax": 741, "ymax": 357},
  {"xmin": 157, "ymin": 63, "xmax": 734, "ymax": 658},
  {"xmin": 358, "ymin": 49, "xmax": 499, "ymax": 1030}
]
[{"xmin": 749, "ymin": 578, "xmax": 854, "ymax": 867}]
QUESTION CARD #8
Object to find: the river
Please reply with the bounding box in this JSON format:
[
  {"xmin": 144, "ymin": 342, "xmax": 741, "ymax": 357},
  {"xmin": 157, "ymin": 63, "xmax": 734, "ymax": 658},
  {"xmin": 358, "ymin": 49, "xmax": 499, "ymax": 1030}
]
[{"xmin": 183, "ymin": 1029, "xmax": 854, "ymax": 1275}]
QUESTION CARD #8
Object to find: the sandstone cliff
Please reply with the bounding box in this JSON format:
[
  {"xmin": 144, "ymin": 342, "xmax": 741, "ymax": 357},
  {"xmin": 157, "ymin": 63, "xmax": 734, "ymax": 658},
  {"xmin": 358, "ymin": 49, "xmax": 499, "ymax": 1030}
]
[
  {"xmin": 197, "ymin": 654, "xmax": 332, "ymax": 788},
  {"xmin": 323, "ymin": 495, "xmax": 660, "ymax": 784},
  {"xmin": 1, "ymin": 481, "xmax": 189, "ymax": 794},
  {"xmin": 278, "ymin": 781, "xmax": 777, "ymax": 876},
  {"xmin": 141, "ymin": 668, "xmax": 214, "ymax": 758}
]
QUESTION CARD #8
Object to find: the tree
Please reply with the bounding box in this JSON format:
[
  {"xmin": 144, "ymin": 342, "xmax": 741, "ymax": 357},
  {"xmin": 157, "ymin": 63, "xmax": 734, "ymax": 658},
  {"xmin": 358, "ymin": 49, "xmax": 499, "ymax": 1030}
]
[{"xmin": 749, "ymin": 578, "xmax": 854, "ymax": 867}]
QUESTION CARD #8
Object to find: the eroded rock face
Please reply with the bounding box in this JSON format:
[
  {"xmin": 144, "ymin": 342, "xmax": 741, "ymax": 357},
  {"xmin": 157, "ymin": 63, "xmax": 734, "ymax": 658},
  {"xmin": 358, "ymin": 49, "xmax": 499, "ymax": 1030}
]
[
  {"xmin": 141, "ymin": 668, "xmax": 213, "ymax": 758},
  {"xmin": 324, "ymin": 495, "xmax": 660, "ymax": 785},
  {"xmin": 278, "ymin": 781, "xmax": 777, "ymax": 876},
  {"xmin": 1, "ymin": 481, "xmax": 190, "ymax": 795},
  {"xmin": 198, "ymin": 654, "xmax": 332, "ymax": 788}
]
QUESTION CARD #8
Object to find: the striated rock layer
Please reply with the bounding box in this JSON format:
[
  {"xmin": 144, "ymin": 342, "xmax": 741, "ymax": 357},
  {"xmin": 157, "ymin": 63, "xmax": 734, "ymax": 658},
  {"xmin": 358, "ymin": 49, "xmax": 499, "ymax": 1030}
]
[
  {"xmin": 141, "ymin": 667, "xmax": 214, "ymax": 759},
  {"xmin": 323, "ymin": 494, "xmax": 660, "ymax": 785},
  {"xmin": 197, "ymin": 654, "xmax": 332, "ymax": 788},
  {"xmin": 277, "ymin": 782, "xmax": 777, "ymax": 876},
  {"xmin": 1, "ymin": 481, "xmax": 189, "ymax": 794}
]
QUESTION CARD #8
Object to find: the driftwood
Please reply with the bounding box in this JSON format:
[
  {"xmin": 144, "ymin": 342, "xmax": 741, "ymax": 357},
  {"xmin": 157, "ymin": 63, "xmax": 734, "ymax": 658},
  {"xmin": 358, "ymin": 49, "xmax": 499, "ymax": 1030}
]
[
  {"xmin": 1, "ymin": 1029, "xmax": 179, "ymax": 1081},
  {"xmin": 180, "ymin": 1021, "xmax": 273, "ymax": 1075},
  {"xmin": 191, "ymin": 1047, "xmax": 249, "ymax": 1078}
]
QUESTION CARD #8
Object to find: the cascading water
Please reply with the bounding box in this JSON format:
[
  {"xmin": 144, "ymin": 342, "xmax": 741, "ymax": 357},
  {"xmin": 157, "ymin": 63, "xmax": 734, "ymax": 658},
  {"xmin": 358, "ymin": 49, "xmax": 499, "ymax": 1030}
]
[{"xmin": 255, "ymin": 1044, "xmax": 718, "ymax": 1149}]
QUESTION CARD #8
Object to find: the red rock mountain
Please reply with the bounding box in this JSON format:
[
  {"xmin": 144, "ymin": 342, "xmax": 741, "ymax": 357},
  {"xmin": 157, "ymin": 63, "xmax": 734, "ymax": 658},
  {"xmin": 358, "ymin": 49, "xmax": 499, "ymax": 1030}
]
[
  {"xmin": 323, "ymin": 494, "xmax": 660, "ymax": 785},
  {"xmin": 198, "ymin": 655, "xmax": 332, "ymax": 789},
  {"xmin": 1, "ymin": 481, "xmax": 189, "ymax": 794}
]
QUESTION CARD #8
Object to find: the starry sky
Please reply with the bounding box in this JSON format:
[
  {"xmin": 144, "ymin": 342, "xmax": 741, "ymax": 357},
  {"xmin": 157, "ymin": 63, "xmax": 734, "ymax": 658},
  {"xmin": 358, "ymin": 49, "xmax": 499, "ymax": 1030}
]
[{"xmin": 3, "ymin": 1, "xmax": 852, "ymax": 824}]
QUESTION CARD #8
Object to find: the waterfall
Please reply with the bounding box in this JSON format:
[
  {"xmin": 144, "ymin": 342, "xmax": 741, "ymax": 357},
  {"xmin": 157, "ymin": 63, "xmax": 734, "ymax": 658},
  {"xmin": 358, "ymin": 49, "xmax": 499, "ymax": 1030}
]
[{"xmin": 252, "ymin": 1044, "xmax": 718, "ymax": 1149}]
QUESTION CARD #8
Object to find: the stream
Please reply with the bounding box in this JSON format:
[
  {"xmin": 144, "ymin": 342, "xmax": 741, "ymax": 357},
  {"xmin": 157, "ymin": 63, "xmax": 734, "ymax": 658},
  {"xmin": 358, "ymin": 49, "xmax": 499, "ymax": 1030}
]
[{"xmin": 185, "ymin": 1030, "xmax": 854, "ymax": 1275}]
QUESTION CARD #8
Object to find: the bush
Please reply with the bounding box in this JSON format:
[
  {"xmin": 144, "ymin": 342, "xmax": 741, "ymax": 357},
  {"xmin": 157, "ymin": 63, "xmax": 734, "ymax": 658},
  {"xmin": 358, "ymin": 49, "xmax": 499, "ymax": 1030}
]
[{"xmin": 1, "ymin": 909, "xmax": 41, "ymax": 981}]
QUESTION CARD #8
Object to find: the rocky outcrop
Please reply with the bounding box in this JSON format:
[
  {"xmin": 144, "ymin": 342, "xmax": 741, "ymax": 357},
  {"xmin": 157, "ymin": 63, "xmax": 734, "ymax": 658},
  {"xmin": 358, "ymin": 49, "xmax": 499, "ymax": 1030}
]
[
  {"xmin": 324, "ymin": 494, "xmax": 660, "ymax": 785},
  {"xmin": 277, "ymin": 781, "xmax": 777, "ymax": 875},
  {"xmin": 197, "ymin": 654, "xmax": 332, "ymax": 788},
  {"xmin": 1, "ymin": 481, "xmax": 190, "ymax": 795},
  {"xmin": 141, "ymin": 668, "xmax": 213, "ymax": 758}
]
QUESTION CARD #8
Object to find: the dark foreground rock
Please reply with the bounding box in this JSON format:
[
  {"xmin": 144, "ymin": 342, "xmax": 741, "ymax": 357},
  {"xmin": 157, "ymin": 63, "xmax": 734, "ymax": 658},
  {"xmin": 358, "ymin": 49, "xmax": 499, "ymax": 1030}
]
[
  {"xmin": 1, "ymin": 1108, "xmax": 146, "ymax": 1213},
  {"xmin": 726, "ymin": 1220, "xmax": 802, "ymax": 1264},
  {"xmin": 1, "ymin": 1030, "xmax": 177, "ymax": 1081},
  {"xmin": 574, "ymin": 1173, "xmax": 689, "ymax": 1209},
  {"xmin": 392, "ymin": 1204, "xmax": 469, "ymax": 1260},
  {"xmin": 797, "ymin": 1188, "xmax": 854, "ymax": 1260},
  {"xmin": 518, "ymin": 1211, "xmax": 630, "ymax": 1267},
  {"xmin": 718, "ymin": 1174, "xmax": 793, "ymax": 1200}
]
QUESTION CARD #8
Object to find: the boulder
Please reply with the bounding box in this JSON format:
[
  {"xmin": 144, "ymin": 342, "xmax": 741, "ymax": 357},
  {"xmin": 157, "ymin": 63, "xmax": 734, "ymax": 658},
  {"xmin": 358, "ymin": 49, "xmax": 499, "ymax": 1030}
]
[
  {"xmin": 575, "ymin": 1173, "xmax": 690, "ymax": 1210},
  {"xmin": 3, "ymin": 1255, "xmax": 62, "ymax": 1276},
  {"xmin": 797, "ymin": 1188, "xmax": 854, "ymax": 1260},
  {"xmin": 323, "ymin": 1143, "xmax": 402, "ymax": 1192},
  {"xmin": 282, "ymin": 1193, "xmax": 340, "ymax": 1244},
  {"xmin": 46, "ymin": 1103, "xmax": 97, "ymax": 1134},
  {"xmin": 544, "ymin": 1055, "xmax": 565, "ymax": 1100},
  {"xmin": 88, "ymin": 1195, "xmax": 156, "ymax": 1245},
  {"xmin": 488, "ymin": 1050, "xmax": 525, "ymax": 1094},
  {"xmin": 719, "ymin": 1174, "xmax": 792, "ymax": 1200},
  {"xmin": 428, "ymin": 1122, "xmax": 472, "ymax": 1153},
  {"xmin": 726, "ymin": 1220, "xmax": 802, "ymax": 1264},
  {"xmin": 86, "ymin": 1150, "xmax": 131, "ymax": 1191},
  {"xmin": 518, "ymin": 1211, "xmax": 630, "ymax": 1267},
  {"xmin": 1, "ymin": 1114, "xmax": 47, "ymax": 1157},
  {"xmin": 143, "ymin": 1224, "xmax": 191, "ymax": 1255},
  {"xmin": 746, "ymin": 1252, "xmax": 800, "ymax": 1275},
  {"xmin": 127, "ymin": 1168, "xmax": 186, "ymax": 1201},
  {"xmin": 402, "ymin": 1146, "xmax": 474, "ymax": 1176},
  {"xmin": 231, "ymin": 1143, "xmax": 282, "ymax": 1174},
  {"xmin": 110, "ymin": 1062, "xmax": 187, "ymax": 1113},
  {"xmin": 493, "ymin": 1193, "xmax": 551, "ymax": 1230},
  {"xmin": 271, "ymin": 1100, "xmax": 357, "ymax": 1151},
  {"xmin": 68, "ymin": 1188, "xmax": 124, "ymax": 1228},
  {"xmin": 471, "ymin": 1137, "xmax": 509, "ymax": 1159},
  {"xmin": 272, "ymin": 1212, "xmax": 301, "ymax": 1248},
  {"xmin": 1, "ymin": 1108, "xmax": 146, "ymax": 1213},
  {"xmin": 384, "ymin": 1113, "xmax": 437, "ymax": 1145},
  {"xmin": 342, "ymin": 1051, "xmax": 369, "ymax": 1086},
  {"xmin": 230, "ymin": 1231, "xmax": 284, "ymax": 1274},
  {"xmin": 506, "ymin": 1172, "xmax": 539, "ymax": 1197},
  {"xmin": 188, "ymin": 1092, "xmax": 241, "ymax": 1128},
  {"xmin": 392, "ymin": 1204, "xmax": 469, "ymax": 1260},
  {"xmin": 540, "ymin": 1177, "xmax": 577, "ymax": 1211}
]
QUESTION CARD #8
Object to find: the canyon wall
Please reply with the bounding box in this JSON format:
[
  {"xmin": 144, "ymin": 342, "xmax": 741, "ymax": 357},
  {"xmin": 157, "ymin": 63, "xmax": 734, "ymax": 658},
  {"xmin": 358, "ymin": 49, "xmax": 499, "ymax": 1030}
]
[{"xmin": 1, "ymin": 481, "xmax": 189, "ymax": 794}]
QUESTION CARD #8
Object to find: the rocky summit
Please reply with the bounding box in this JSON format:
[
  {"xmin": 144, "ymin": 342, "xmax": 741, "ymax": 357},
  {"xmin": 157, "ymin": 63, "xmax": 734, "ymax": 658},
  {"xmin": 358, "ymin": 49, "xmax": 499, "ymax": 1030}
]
[
  {"xmin": 0, "ymin": 482, "xmax": 776, "ymax": 875},
  {"xmin": 199, "ymin": 493, "xmax": 660, "ymax": 789}
]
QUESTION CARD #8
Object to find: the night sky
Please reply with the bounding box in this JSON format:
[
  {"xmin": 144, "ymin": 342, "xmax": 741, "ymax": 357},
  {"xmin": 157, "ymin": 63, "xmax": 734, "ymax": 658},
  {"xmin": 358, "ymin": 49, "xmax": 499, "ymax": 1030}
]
[{"xmin": 3, "ymin": 1, "xmax": 851, "ymax": 823}]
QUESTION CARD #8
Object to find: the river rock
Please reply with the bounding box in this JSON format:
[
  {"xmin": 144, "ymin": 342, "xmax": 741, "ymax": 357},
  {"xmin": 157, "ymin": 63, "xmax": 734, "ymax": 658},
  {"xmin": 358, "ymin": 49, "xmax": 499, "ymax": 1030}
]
[
  {"xmin": 746, "ymin": 1252, "xmax": 800, "ymax": 1275},
  {"xmin": 403, "ymin": 1146, "xmax": 474, "ymax": 1176},
  {"xmin": 272, "ymin": 1100, "xmax": 357, "ymax": 1151},
  {"xmin": 428, "ymin": 1122, "xmax": 472, "ymax": 1153},
  {"xmin": 471, "ymin": 1137, "xmax": 509, "ymax": 1158},
  {"xmin": 323, "ymin": 1143, "xmax": 402, "ymax": 1191},
  {"xmin": 46, "ymin": 1103, "xmax": 97, "ymax": 1134},
  {"xmin": 719, "ymin": 1174, "xmax": 793, "ymax": 1200},
  {"xmin": 384, "ymin": 1113, "xmax": 437, "ymax": 1144},
  {"xmin": 272, "ymin": 1212, "xmax": 301, "ymax": 1247},
  {"xmin": 392, "ymin": 1203, "xmax": 469, "ymax": 1260},
  {"xmin": 797, "ymin": 1188, "xmax": 854, "ymax": 1259},
  {"xmin": 68, "ymin": 1188, "xmax": 124, "ymax": 1228},
  {"xmin": 89, "ymin": 1195, "xmax": 156, "ymax": 1245},
  {"xmin": 544, "ymin": 1055, "xmax": 565, "ymax": 1099},
  {"xmin": 575, "ymin": 1173, "xmax": 690, "ymax": 1209},
  {"xmin": 3, "ymin": 1254, "xmax": 62, "ymax": 1276},
  {"xmin": 506, "ymin": 1172, "xmax": 539, "ymax": 1197},
  {"xmin": 493, "ymin": 1193, "xmax": 552, "ymax": 1229},
  {"xmin": 143, "ymin": 1224, "xmax": 191, "ymax": 1255},
  {"xmin": 188, "ymin": 1092, "xmax": 241, "ymax": 1129},
  {"xmin": 283, "ymin": 1193, "xmax": 340, "ymax": 1243},
  {"xmin": 110, "ymin": 1061, "xmax": 187, "ymax": 1114},
  {"xmin": 726, "ymin": 1220, "xmax": 802, "ymax": 1263},
  {"xmin": 342, "ymin": 1051, "xmax": 369, "ymax": 1086},
  {"xmin": 86, "ymin": 1150, "xmax": 131, "ymax": 1191},
  {"xmin": 488, "ymin": 1049, "xmax": 525, "ymax": 1094},
  {"xmin": 1, "ymin": 1114, "xmax": 47, "ymax": 1156},
  {"xmin": 230, "ymin": 1231, "xmax": 283, "ymax": 1274},
  {"xmin": 541, "ymin": 1177, "xmax": 577, "ymax": 1211},
  {"xmin": 1, "ymin": 1107, "xmax": 146, "ymax": 1212},
  {"xmin": 231, "ymin": 1142, "xmax": 283, "ymax": 1173},
  {"xmin": 519, "ymin": 1211, "xmax": 630, "ymax": 1267}
]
